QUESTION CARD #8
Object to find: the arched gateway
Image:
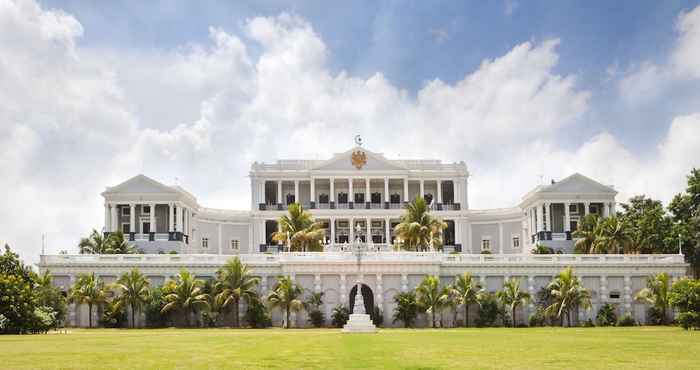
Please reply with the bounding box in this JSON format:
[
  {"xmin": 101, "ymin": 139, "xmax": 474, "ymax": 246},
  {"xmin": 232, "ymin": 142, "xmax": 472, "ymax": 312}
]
[{"xmin": 349, "ymin": 283, "xmax": 374, "ymax": 315}]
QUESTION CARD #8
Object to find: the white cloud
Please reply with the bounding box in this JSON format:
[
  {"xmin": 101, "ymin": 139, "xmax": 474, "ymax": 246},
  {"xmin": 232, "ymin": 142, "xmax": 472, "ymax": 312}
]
[
  {"xmin": 0, "ymin": 1, "xmax": 699, "ymax": 264},
  {"xmin": 619, "ymin": 4, "xmax": 700, "ymax": 102}
]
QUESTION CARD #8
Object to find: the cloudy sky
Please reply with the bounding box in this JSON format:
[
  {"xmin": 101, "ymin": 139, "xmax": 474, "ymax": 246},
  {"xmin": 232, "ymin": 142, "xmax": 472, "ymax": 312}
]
[{"xmin": 2, "ymin": 0, "xmax": 700, "ymax": 263}]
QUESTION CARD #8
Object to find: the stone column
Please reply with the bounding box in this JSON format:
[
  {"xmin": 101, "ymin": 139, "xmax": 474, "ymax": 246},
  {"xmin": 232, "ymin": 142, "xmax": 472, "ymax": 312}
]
[
  {"xmin": 129, "ymin": 203, "xmax": 135, "ymax": 233},
  {"xmin": 340, "ymin": 274, "xmax": 347, "ymax": 302},
  {"xmin": 498, "ymin": 223, "xmax": 504, "ymax": 254},
  {"xmin": 583, "ymin": 201, "xmax": 589, "ymax": 216},
  {"xmin": 437, "ymin": 180, "xmax": 443, "ymax": 203},
  {"xmin": 599, "ymin": 275, "xmax": 608, "ymax": 306},
  {"xmin": 365, "ymin": 178, "xmax": 370, "ymax": 204},
  {"xmin": 376, "ymin": 274, "xmax": 384, "ymax": 313},
  {"xmin": 69, "ymin": 275, "xmax": 77, "ymax": 326},
  {"xmin": 419, "ymin": 179, "xmax": 425, "ymax": 199},
  {"xmin": 403, "ymin": 178, "xmax": 409, "ymax": 202},
  {"xmin": 564, "ymin": 202, "xmax": 571, "ymax": 232},
  {"xmin": 544, "ymin": 203, "xmax": 551, "ymax": 232},
  {"xmin": 330, "ymin": 178, "xmax": 335, "ymax": 202},
  {"xmin": 349, "ymin": 217, "xmax": 355, "ymax": 242},
  {"xmin": 623, "ymin": 276, "xmax": 632, "ymax": 314},
  {"xmin": 294, "ymin": 180, "xmax": 299, "ymax": 203},
  {"xmin": 168, "ymin": 203, "xmax": 175, "ymax": 232},
  {"xmin": 385, "ymin": 217, "xmax": 391, "ymax": 245},
  {"xmin": 149, "ymin": 203, "xmax": 156, "ymax": 233},
  {"xmin": 277, "ymin": 181, "xmax": 282, "ymax": 204},
  {"xmin": 348, "ymin": 178, "xmax": 353, "ymax": 203},
  {"xmin": 330, "ymin": 217, "xmax": 336, "ymax": 244},
  {"xmin": 384, "ymin": 177, "xmax": 389, "ymax": 202},
  {"xmin": 314, "ymin": 274, "xmax": 322, "ymax": 293},
  {"xmin": 535, "ymin": 205, "xmax": 543, "ymax": 232},
  {"xmin": 310, "ymin": 178, "xmax": 315, "ymax": 204},
  {"xmin": 401, "ymin": 274, "xmax": 408, "ymax": 292},
  {"xmin": 527, "ymin": 276, "xmax": 536, "ymax": 315},
  {"xmin": 181, "ymin": 206, "xmax": 186, "ymax": 233},
  {"xmin": 610, "ymin": 202, "xmax": 616, "ymax": 216},
  {"xmin": 218, "ymin": 223, "xmax": 223, "ymax": 255},
  {"xmin": 366, "ymin": 217, "xmax": 371, "ymax": 243},
  {"xmin": 111, "ymin": 204, "xmax": 118, "ymax": 232},
  {"xmin": 104, "ymin": 204, "xmax": 110, "ymax": 232}
]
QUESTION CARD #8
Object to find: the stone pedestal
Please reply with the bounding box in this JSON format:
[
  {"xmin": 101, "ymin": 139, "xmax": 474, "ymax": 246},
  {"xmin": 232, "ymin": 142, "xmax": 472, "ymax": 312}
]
[{"xmin": 342, "ymin": 281, "xmax": 377, "ymax": 333}]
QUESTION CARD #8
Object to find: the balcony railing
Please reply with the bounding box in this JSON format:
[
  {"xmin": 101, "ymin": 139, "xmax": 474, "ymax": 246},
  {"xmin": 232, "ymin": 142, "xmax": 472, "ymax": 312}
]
[
  {"xmin": 257, "ymin": 202, "xmax": 460, "ymax": 211},
  {"xmin": 40, "ymin": 253, "xmax": 686, "ymax": 266}
]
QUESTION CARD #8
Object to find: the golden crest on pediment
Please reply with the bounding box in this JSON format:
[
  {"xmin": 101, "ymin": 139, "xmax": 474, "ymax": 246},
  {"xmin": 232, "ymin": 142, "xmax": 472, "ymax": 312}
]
[{"xmin": 351, "ymin": 150, "xmax": 367, "ymax": 170}]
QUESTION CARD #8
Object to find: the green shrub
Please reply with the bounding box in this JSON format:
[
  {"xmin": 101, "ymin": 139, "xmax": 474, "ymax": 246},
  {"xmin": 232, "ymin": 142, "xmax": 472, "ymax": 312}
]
[
  {"xmin": 372, "ymin": 306, "xmax": 384, "ymax": 327},
  {"xmin": 581, "ymin": 318, "xmax": 595, "ymax": 327},
  {"xmin": 307, "ymin": 310, "xmax": 325, "ymax": 328},
  {"xmin": 476, "ymin": 293, "xmax": 502, "ymax": 327},
  {"xmin": 596, "ymin": 303, "xmax": 617, "ymax": 326},
  {"xmin": 331, "ymin": 305, "xmax": 350, "ymax": 328},
  {"xmin": 677, "ymin": 312, "xmax": 700, "ymax": 330},
  {"xmin": 100, "ymin": 300, "xmax": 127, "ymax": 328},
  {"xmin": 528, "ymin": 307, "xmax": 546, "ymax": 327},
  {"xmin": 617, "ymin": 313, "xmax": 636, "ymax": 327},
  {"xmin": 244, "ymin": 299, "xmax": 272, "ymax": 328}
]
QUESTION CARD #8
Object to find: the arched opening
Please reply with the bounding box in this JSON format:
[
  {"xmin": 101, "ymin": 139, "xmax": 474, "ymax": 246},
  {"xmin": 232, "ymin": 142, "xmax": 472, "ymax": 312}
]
[{"xmin": 349, "ymin": 283, "xmax": 374, "ymax": 316}]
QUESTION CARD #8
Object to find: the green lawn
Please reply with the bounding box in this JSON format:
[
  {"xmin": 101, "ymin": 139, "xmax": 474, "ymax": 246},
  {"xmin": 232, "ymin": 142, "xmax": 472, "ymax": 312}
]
[{"xmin": 0, "ymin": 327, "xmax": 697, "ymax": 370}]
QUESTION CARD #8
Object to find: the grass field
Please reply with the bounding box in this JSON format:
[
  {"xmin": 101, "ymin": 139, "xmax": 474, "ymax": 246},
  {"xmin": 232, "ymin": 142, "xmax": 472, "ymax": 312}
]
[{"xmin": 0, "ymin": 327, "xmax": 698, "ymax": 370}]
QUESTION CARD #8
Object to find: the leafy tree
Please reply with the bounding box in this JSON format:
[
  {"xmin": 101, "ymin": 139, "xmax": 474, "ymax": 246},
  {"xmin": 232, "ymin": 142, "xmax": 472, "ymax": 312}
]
[
  {"xmin": 69, "ymin": 273, "xmax": 107, "ymax": 328},
  {"xmin": 372, "ymin": 306, "xmax": 384, "ymax": 327},
  {"xmin": 668, "ymin": 168, "xmax": 700, "ymax": 277},
  {"xmin": 416, "ymin": 276, "xmax": 450, "ymax": 328},
  {"xmin": 451, "ymin": 272, "xmax": 482, "ymax": 327},
  {"xmin": 573, "ymin": 214, "xmax": 603, "ymax": 254},
  {"xmin": 144, "ymin": 286, "xmax": 169, "ymax": 328},
  {"xmin": 100, "ymin": 299, "xmax": 127, "ymax": 328},
  {"xmin": 304, "ymin": 292, "xmax": 325, "ymax": 328},
  {"xmin": 574, "ymin": 216, "xmax": 632, "ymax": 254},
  {"xmin": 0, "ymin": 273, "xmax": 36, "ymax": 333},
  {"xmin": 267, "ymin": 276, "xmax": 303, "ymax": 328},
  {"xmin": 394, "ymin": 197, "xmax": 447, "ymax": 251},
  {"xmin": 595, "ymin": 303, "xmax": 617, "ymax": 326},
  {"xmin": 244, "ymin": 294, "xmax": 271, "ymax": 328},
  {"xmin": 113, "ymin": 269, "xmax": 150, "ymax": 328},
  {"xmin": 617, "ymin": 313, "xmax": 636, "ymax": 326},
  {"xmin": 161, "ymin": 270, "xmax": 210, "ymax": 327},
  {"xmin": 531, "ymin": 243, "xmax": 554, "ymax": 255},
  {"xmin": 215, "ymin": 257, "xmax": 260, "ymax": 327},
  {"xmin": 497, "ymin": 278, "xmax": 531, "ymax": 327},
  {"xmin": 271, "ymin": 203, "xmax": 325, "ymax": 251},
  {"xmin": 669, "ymin": 278, "xmax": 700, "ymax": 330},
  {"xmin": 475, "ymin": 292, "xmax": 503, "ymax": 327},
  {"xmin": 545, "ymin": 267, "xmax": 591, "ymax": 327},
  {"xmin": 79, "ymin": 230, "xmax": 137, "ymax": 254},
  {"xmin": 634, "ymin": 272, "xmax": 672, "ymax": 325},
  {"xmin": 392, "ymin": 292, "xmax": 418, "ymax": 328},
  {"xmin": 620, "ymin": 196, "xmax": 675, "ymax": 254},
  {"xmin": 331, "ymin": 305, "xmax": 350, "ymax": 328},
  {"xmin": 33, "ymin": 270, "xmax": 67, "ymax": 328}
]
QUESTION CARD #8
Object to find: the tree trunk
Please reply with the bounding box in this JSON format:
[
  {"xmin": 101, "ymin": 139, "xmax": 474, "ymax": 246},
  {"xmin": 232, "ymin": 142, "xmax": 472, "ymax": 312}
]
[
  {"xmin": 465, "ymin": 304, "xmax": 469, "ymax": 328},
  {"xmin": 285, "ymin": 307, "xmax": 290, "ymax": 329},
  {"xmin": 234, "ymin": 297, "xmax": 240, "ymax": 328},
  {"xmin": 184, "ymin": 310, "xmax": 190, "ymax": 328},
  {"xmin": 512, "ymin": 306, "xmax": 516, "ymax": 327},
  {"xmin": 88, "ymin": 303, "xmax": 93, "ymax": 328},
  {"xmin": 432, "ymin": 310, "xmax": 436, "ymax": 328},
  {"xmin": 131, "ymin": 305, "xmax": 136, "ymax": 328}
]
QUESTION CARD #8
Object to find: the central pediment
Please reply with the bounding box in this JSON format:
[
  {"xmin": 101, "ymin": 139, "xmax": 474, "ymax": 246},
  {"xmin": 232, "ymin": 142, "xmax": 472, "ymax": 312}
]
[
  {"xmin": 311, "ymin": 147, "xmax": 408, "ymax": 172},
  {"xmin": 102, "ymin": 174, "xmax": 178, "ymax": 195}
]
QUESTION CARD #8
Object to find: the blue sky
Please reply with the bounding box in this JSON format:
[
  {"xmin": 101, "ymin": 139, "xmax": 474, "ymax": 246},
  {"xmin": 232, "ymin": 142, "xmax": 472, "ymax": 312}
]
[
  {"xmin": 2, "ymin": 0, "xmax": 700, "ymax": 261},
  {"xmin": 41, "ymin": 0, "xmax": 698, "ymax": 149}
]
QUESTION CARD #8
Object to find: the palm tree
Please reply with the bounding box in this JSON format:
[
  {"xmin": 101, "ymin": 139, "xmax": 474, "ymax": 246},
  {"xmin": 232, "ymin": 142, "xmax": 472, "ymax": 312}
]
[
  {"xmin": 394, "ymin": 197, "xmax": 447, "ymax": 251},
  {"xmin": 496, "ymin": 278, "xmax": 531, "ymax": 327},
  {"xmin": 634, "ymin": 272, "xmax": 672, "ymax": 324},
  {"xmin": 271, "ymin": 203, "xmax": 326, "ymax": 251},
  {"xmin": 545, "ymin": 267, "xmax": 591, "ymax": 327},
  {"xmin": 69, "ymin": 273, "xmax": 107, "ymax": 328},
  {"xmin": 161, "ymin": 270, "xmax": 210, "ymax": 327},
  {"xmin": 451, "ymin": 272, "xmax": 482, "ymax": 327},
  {"xmin": 392, "ymin": 292, "xmax": 419, "ymax": 328},
  {"xmin": 596, "ymin": 217, "xmax": 633, "ymax": 254},
  {"xmin": 79, "ymin": 229, "xmax": 109, "ymax": 254},
  {"xmin": 267, "ymin": 276, "xmax": 304, "ymax": 328},
  {"xmin": 416, "ymin": 275, "xmax": 450, "ymax": 328},
  {"xmin": 113, "ymin": 269, "xmax": 150, "ymax": 328},
  {"xmin": 214, "ymin": 257, "xmax": 260, "ymax": 327},
  {"xmin": 573, "ymin": 214, "xmax": 602, "ymax": 254},
  {"xmin": 105, "ymin": 231, "xmax": 138, "ymax": 254}
]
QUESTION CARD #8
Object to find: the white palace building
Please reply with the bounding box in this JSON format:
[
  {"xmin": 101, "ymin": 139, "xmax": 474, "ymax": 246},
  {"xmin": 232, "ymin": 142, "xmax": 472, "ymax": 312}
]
[{"xmin": 39, "ymin": 144, "xmax": 688, "ymax": 327}]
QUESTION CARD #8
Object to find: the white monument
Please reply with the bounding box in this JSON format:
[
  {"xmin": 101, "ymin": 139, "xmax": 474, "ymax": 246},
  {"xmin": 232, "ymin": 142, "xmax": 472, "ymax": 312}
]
[{"xmin": 342, "ymin": 225, "xmax": 378, "ymax": 333}]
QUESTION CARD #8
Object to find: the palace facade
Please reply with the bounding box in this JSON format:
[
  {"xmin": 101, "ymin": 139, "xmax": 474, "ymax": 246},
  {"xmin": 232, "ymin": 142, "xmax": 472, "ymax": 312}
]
[{"xmin": 39, "ymin": 145, "xmax": 688, "ymax": 327}]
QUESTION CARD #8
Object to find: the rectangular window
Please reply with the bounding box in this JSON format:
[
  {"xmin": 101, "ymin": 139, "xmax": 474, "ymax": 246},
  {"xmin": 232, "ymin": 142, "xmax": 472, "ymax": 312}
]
[
  {"xmin": 512, "ymin": 236, "xmax": 520, "ymax": 249},
  {"xmin": 590, "ymin": 204, "xmax": 599, "ymax": 214},
  {"xmin": 143, "ymin": 205, "xmax": 151, "ymax": 215},
  {"xmin": 121, "ymin": 207, "xmax": 130, "ymax": 217},
  {"xmin": 122, "ymin": 223, "xmax": 130, "ymax": 233},
  {"xmin": 569, "ymin": 204, "xmax": 578, "ymax": 214},
  {"xmin": 481, "ymin": 239, "xmax": 491, "ymax": 251},
  {"xmin": 609, "ymin": 291, "xmax": 621, "ymax": 299},
  {"xmin": 202, "ymin": 238, "xmax": 209, "ymax": 249},
  {"xmin": 231, "ymin": 239, "xmax": 239, "ymax": 251}
]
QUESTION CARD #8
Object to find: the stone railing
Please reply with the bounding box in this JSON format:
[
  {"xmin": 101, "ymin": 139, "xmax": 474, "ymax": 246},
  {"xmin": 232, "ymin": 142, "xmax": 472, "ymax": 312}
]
[{"xmin": 40, "ymin": 253, "xmax": 686, "ymax": 267}]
